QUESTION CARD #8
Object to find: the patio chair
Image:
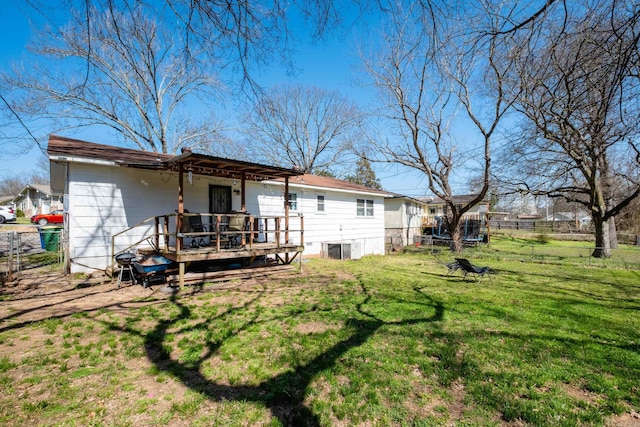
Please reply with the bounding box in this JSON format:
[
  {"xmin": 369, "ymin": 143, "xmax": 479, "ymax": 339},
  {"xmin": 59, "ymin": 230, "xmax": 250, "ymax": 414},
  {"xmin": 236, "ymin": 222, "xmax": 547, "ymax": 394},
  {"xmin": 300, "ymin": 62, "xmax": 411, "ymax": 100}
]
[
  {"xmin": 226, "ymin": 213, "xmax": 248, "ymax": 248},
  {"xmin": 454, "ymin": 258, "xmax": 492, "ymax": 283},
  {"xmin": 433, "ymin": 254, "xmax": 460, "ymax": 275},
  {"xmin": 188, "ymin": 214, "xmax": 210, "ymax": 247}
]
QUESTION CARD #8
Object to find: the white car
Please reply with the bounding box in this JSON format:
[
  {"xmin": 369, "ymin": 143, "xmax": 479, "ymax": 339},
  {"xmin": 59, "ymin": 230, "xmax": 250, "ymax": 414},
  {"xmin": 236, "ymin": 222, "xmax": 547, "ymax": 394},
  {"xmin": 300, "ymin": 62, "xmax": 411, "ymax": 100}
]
[{"xmin": 0, "ymin": 205, "xmax": 17, "ymax": 224}]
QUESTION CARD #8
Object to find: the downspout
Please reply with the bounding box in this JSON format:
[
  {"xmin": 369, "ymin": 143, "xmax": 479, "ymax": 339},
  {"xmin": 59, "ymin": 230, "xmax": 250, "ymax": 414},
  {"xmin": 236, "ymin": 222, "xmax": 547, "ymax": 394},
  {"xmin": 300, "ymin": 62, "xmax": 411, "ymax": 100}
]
[{"xmin": 64, "ymin": 162, "xmax": 70, "ymax": 274}]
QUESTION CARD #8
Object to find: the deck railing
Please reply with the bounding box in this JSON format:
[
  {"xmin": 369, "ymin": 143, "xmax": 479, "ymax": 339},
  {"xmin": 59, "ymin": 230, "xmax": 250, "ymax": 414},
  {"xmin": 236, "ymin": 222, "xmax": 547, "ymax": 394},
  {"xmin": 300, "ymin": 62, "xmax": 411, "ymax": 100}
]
[{"xmin": 112, "ymin": 212, "xmax": 304, "ymax": 259}]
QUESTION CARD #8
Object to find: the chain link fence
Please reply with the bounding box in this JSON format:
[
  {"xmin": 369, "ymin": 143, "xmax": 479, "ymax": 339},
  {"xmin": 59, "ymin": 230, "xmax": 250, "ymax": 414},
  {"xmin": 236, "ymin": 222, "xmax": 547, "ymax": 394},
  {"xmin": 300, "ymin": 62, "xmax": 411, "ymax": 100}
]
[
  {"xmin": 1, "ymin": 228, "xmax": 63, "ymax": 283},
  {"xmin": 412, "ymin": 233, "xmax": 640, "ymax": 270}
]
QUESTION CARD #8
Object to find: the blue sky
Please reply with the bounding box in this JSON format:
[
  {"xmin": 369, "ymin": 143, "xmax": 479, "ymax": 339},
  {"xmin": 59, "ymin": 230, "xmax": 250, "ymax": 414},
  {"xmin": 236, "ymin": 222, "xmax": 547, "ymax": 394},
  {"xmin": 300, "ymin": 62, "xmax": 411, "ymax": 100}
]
[{"xmin": 0, "ymin": 2, "xmax": 431, "ymax": 197}]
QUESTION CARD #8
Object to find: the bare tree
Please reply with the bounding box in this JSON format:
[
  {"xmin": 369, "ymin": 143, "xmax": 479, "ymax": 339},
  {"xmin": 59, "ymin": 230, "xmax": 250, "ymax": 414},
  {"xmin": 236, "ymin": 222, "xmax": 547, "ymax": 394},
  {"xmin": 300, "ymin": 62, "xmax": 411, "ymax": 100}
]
[
  {"xmin": 1, "ymin": 0, "xmax": 370, "ymax": 158},
  {"xmin": 500, "ymin": 0, "xmax": 640, "ymax": 257},
  {"xmin": 361, "ymin": 2, "xmax": 515, "ymax": 252},
  {"xmin": 0, "ymin": 152, "xmax": 49, "ymax": 195},
  {"xmin": 243, "ymin": 84, "xmax": 363, "ymax": 174},
  {"xmin": 167, "ymin": 0, "xmax": 346, "ymax": 93},
  {"xmin": 1, "ymin": 1, "xmax": 226, "ymax": 154},
  {"xmin": 0, "ymin": 175, "xmax": 27, "ymax": 197}
]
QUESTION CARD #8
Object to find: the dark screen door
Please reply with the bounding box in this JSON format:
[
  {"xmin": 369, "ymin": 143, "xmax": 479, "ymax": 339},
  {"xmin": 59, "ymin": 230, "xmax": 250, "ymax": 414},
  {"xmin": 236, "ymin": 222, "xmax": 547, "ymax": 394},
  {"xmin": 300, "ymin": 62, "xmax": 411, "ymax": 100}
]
[{"xmin": 209, "ymin": 185, "xmax": 232, "ymax": 214}]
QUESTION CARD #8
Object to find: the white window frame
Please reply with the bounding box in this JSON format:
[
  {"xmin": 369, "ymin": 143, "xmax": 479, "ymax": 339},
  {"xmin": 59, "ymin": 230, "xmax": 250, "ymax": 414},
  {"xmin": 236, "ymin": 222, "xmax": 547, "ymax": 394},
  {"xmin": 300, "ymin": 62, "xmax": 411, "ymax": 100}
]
[
  {"xmin": 316, "ymin": 194, "xmax": 326, "ymax": 213},
  {"xmin": 357, "ymin": 198, "xmax": 374, "ymax": 217},
  {"xmin": 288, "ymin": 193, "xmax": 298, "ymax": 211}
]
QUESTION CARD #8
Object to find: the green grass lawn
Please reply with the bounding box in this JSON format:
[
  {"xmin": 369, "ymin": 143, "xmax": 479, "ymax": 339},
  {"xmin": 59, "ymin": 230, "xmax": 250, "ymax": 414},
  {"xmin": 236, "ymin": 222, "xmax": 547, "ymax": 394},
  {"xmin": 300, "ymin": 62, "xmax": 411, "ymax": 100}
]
[{"xmin": 0, "ymin": 242, "xmax": 638, "ymax": 426}]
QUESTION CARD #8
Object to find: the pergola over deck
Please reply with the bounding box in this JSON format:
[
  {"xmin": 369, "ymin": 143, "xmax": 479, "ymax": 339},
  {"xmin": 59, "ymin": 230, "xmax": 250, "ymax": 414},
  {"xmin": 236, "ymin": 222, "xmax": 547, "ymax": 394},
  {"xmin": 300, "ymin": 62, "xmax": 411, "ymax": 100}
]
[
  {"xmin": 160, "ymin": 148, "xmax": 303, "ymax": 249},
  {"xmin": 47, "ymin": 136, "xmax": 305, "ymax": 286},
  {"xmin": 157, "ymin": 149, "xmax": 305, "ymax": 286}
]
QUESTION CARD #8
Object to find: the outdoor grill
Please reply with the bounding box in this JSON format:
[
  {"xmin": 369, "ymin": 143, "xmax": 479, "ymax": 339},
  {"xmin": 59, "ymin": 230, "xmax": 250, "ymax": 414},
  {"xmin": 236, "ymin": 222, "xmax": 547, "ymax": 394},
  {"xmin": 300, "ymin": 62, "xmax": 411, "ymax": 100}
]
[{"xmin": 115, "ymin": 252, "xmax": 137, "ymax": 288}]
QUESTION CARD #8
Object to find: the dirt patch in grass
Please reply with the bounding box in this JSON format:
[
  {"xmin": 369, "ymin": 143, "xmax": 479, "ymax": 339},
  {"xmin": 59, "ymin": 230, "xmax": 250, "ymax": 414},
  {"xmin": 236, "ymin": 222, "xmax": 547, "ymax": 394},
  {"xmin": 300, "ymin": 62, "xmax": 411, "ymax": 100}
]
[
  {"xmin": 0, "ymin": 265, "xmax": 312, "ymax": 345},
  {"xmin": 559, "ymin": 383, "xmax": 603, "ymax": 405},
  {"xmin": 606, "ymin": 411, "xmax": 640, "ymax": 427},
  {"xmin": 1, "ymin": 264, "xmax": 335, "ymax": 426},
  {"xmin": 294, "ymin": 321, "xmax": 342, "ymax": 334}
]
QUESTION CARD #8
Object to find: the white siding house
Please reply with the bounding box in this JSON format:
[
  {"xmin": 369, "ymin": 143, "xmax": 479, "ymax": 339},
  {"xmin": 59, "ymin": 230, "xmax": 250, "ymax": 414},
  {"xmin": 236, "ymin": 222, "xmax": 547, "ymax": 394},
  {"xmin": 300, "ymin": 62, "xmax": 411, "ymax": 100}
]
[
  {"xmin": 48, "ymin": 136, "xmax": 391, "ymax": 274},
  {"xmin": 384, "ymin": 195, "xmax": 427, "ymax": 251},
  {"xmin": 258, "ymin": 175, "xmax": 391, "ymax": 258}
]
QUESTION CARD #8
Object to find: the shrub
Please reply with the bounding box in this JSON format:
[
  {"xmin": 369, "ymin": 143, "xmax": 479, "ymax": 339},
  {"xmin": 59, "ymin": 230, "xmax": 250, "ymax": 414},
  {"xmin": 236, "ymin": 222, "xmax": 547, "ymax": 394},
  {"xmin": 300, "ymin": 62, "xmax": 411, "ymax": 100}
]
[{"xmin": 537, "ymin": 233, "xmax": 551, "ymax": 244}]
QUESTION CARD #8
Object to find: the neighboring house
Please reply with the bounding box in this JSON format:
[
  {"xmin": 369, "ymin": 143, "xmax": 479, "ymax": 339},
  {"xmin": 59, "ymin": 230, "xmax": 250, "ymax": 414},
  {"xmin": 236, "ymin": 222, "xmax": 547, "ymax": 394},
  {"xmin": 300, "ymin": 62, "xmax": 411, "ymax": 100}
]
[
  {"xmin": 0, "ymin": 195, "xmax": 13, "ymax": 206},
  {"xmin": 12, "ymin": 184, "xmax": 63, "ymax": 217},
  {"xmin": 384, "ymin": 194, "xmax": 427, "ymax": 251},
  {"xmin": 47, "ymin": 135, "xmax": 392, "ymax": 276},
  {"xmin": 420, "ymin": 194, "xmax": 489, "ymax": 226}
]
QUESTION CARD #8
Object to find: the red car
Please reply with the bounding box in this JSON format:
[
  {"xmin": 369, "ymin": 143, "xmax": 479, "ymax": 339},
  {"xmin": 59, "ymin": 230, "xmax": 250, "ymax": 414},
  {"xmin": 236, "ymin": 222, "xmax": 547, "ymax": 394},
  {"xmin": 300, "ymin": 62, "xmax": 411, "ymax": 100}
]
[{"xmin": 31, "ymin": 210, "xmax": 65, "ymax": 225}]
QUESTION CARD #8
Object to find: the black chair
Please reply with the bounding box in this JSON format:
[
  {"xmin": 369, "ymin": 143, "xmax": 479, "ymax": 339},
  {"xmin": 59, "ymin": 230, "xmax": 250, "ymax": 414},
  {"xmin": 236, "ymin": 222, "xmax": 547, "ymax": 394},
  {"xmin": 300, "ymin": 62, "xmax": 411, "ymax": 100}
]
[
  {"xmin": 454, "ymin": 258, "xmax": 492, "ymax": 283},
  {"xmin": 433, "ymin": 254, "xmax": 460, "ymax": 276},
  {"xmin": 188, "ymin": 214, "xmax": 209, "ymax": 247},
  {"xmin": 446, "ymin": 260, "xmax": 461, "ymax": 275}
]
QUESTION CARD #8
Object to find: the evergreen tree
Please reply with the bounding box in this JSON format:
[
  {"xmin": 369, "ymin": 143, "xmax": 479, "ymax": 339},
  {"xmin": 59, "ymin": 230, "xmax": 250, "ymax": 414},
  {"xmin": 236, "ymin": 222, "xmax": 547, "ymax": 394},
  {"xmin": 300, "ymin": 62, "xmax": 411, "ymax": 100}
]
[{"xmin": 344, "ymin": 157, "xmax": 382, "ymax": 189}]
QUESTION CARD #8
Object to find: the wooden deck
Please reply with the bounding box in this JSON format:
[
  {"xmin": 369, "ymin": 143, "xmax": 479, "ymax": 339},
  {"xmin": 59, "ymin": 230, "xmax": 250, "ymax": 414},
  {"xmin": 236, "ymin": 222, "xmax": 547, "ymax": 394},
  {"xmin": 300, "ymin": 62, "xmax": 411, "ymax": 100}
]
[
  {"xmin": 154, "ymin": 241, "xmax": 305, "ymax": 264},
  {"xmin": 115, "ymin": 212, "xmax": 305, "ymax": 287}
]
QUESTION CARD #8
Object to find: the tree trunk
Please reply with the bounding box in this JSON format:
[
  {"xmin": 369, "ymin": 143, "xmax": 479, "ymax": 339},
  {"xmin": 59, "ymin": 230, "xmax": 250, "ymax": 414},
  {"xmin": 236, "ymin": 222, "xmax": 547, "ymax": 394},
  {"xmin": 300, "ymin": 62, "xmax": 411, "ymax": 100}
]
[
  {"xmin": 608, "ymin": 215, "xmax": 618, "ymax": 249},
  {"xmin": 592, "ymin": 217, "xmax": 612, "ymax": 258},
  {"xmin": 450, "ymin": 218, "xmax": 463, "ymax": 253}
]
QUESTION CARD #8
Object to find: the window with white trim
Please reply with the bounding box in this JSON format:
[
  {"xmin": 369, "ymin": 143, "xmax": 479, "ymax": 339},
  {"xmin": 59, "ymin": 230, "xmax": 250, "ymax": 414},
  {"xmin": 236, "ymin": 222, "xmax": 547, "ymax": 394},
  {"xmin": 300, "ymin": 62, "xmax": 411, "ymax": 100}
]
[
  {"xmin": 316, "ymin": 195, "xmax": 325, "ymax": 213},
  {"xmin": 357, "ymin": 198, "xmax": 374, "ymax": 216},
  {"xmin": 288, "ymin": 193, "xmax": 297, "ymax": 211}
]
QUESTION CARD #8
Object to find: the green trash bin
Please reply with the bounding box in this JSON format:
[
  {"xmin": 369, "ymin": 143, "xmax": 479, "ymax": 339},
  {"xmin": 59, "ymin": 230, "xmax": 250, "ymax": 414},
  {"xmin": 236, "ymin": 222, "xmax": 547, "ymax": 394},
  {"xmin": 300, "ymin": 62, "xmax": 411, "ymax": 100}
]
[{"xmin": 39, "ymin": 226, "xmax": 63, "ymax": 252}]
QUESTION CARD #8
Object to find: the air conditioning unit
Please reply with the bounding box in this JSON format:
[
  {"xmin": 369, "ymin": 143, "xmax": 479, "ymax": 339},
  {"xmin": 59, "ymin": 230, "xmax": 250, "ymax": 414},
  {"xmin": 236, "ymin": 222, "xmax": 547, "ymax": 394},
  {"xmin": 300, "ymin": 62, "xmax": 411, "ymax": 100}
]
[{"xmin": 322, "ymin": 241, "xmax": 362, "ymax": 260}]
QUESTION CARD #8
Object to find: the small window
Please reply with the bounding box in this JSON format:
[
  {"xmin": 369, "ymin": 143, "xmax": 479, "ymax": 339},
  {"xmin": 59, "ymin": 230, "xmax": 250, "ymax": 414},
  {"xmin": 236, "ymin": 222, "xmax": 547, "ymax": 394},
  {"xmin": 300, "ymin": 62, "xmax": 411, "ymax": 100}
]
[
  {"xmin": 357, "ymin": 198, "xmax": 374, "ymax": 217},
  {"xmin": 317, "ymin": 195, "xmax": 325, "ymax": 212},
  {"xmin": 288, "ymin": 193, "xmax": 297, "ymax": 211},
  {"xmin": 429, "ymin": 208, "xmax": 436, "ymax": 214},
  {"xmin": 366, "ymin": 199, "xmax": 374, "ymax": 216}
]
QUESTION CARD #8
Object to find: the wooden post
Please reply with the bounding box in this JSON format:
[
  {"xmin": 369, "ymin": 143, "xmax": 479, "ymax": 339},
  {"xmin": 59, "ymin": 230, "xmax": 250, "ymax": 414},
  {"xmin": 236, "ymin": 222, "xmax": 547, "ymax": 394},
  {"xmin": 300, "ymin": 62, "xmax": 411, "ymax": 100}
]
[
  {"xmin": 284, "ymin": 177, "xmax": 290, "ymax": 244},
  {"xmin": 241, "ymin": 172, "xmax": 246, "ymax": 212},
  {"xmin": 215, "ymin": 214, "xmax": 221, "ymax": 250},
  {"xmin": 163, "ymin": 216, "xmax": 169, "ymax": 251},
  {"xmin": 179, "ymin": 262, "xmax": 185, "ymax": 288},
  {"xmin": 177, "ymin": 163, "xmax": 184, "ymax": 252},
  {"xmin": 300, "ymin": 215, "xmax": 304, "ymax": 246},
  {"xmin": 7, "ymin": 232, "xmax": 14, "ymax": 282},
  {"xmin": 299, "ymin": 215, "xmax": 304, "ymax": 273},
  {"xmin": 154, "ymin": 217, "xmax": 160, "ymax": 251},
  {"xmin": 177, "ymin": 163, "xmax": 185, "ymax": 287}
]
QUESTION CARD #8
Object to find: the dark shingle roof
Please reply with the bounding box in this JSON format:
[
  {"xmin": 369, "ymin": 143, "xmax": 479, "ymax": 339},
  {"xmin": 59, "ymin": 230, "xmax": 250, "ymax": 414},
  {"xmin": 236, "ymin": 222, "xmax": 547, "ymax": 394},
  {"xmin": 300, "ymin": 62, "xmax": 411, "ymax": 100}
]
[
  {"xmin": 276, "ymin": 174, "xmax": 393, "ymax": 196},
  {"xmin": 48, "ymin": 135, "xmax": 173, "ymax": 164},
  {"xmin": 47, "ymin": 135, "xmax": 303, "ymax": 181}
]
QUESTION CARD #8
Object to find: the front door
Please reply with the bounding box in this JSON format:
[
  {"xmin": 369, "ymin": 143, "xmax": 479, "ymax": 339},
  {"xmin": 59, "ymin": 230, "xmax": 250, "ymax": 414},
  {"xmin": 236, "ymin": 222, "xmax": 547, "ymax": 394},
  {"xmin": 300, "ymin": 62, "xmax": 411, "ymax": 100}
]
[{"xmin": 209, "ymin": 185, "xmax": 232, "ymax": 215}]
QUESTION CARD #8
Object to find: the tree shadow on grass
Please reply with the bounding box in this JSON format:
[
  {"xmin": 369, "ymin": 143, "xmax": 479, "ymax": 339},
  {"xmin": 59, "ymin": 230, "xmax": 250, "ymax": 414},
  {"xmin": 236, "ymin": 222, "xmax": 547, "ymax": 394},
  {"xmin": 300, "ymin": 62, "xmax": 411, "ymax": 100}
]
[{"xmin": 103, "ymin": 279, "xmax": 445, "ymax": 425}]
